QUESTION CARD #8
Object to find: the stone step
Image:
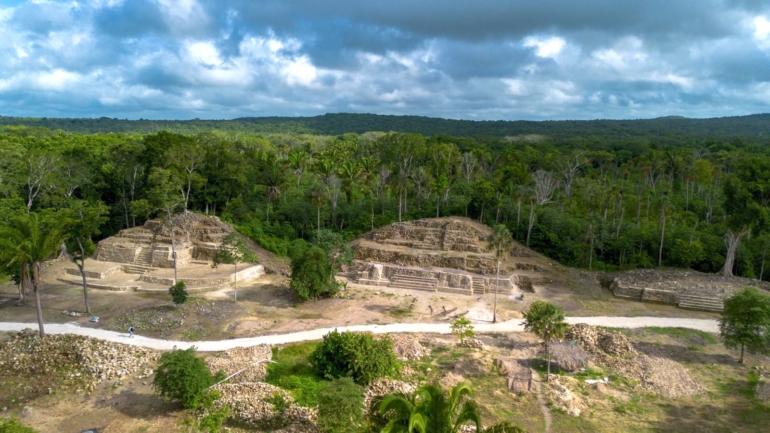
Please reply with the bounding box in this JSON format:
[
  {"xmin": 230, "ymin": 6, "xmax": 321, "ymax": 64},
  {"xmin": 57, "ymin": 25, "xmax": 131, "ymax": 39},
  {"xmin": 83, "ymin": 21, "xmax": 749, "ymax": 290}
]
[
  {"xmin": 391, "ymin": 274, "xmax": 438, "ymax": 284},
  {"xmin": 123, "ymin": 264, "xmax": 155, "ymax": 275},
  {"xmin": 389, "ymin": 281, "xmax": 437, "ymax": 292},
  {"xmin": 679, "ymin": 295, "xmax": 724, "ymax": 312}
]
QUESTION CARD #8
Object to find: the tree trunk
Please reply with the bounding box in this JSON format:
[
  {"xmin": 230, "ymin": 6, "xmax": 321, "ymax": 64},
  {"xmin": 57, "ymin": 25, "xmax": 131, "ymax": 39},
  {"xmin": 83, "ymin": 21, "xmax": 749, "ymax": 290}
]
[
  {"xmin": 317, "ymin": 206, "xmax": 321, "ymax": 238},
  {"xmin": 234, "ymin": 262, "xmax": 238, "ymax": 303},
  {"xmin": 740, "ymin": 343, "xmax": 745, "ymax": 364},
  {"xmin": 721, "ymin": 228, "xmax": 750, "ymax": 277},
  {"xmin": 32, "ymin": 263, "xmax": 45, "ymax": 337},
  {"xmin": 526, "ymin": 204, "xmax": 536, "ymax": 247},
  {"xmin": 516, "ymin": 198, "xmax": 521, "ymax": 240},
  {"xmin": 436, "ymin": 195, "xmax": 440, "ymax": 218},
  {"xmin": 77, "ymin": 240, "xmax": 91, "ymax": 314},
  {"xmin": 171, "ymin": 227, "xmax": 178, "ymax": 285},
  {"xmin": 658, "ymin": 207, "xmax": 665, "ymax": 267},
  {"xmin": 398, "ymin": 194, "xmax": 402, "ymax": 222},
  {"xmin": 546, "ymin": 340, "xmax": 551, "ymax": 382},
  {"xmin": 493, "ymin": 259, "xmax": 500, "ymax": 323}
]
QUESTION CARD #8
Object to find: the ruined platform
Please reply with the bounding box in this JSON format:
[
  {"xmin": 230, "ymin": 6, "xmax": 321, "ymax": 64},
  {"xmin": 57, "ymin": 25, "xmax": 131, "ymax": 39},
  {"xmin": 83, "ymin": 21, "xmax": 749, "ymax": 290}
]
[{"xmin": 348, "ymin": 217, "xmax": 553, "ymax": 296}]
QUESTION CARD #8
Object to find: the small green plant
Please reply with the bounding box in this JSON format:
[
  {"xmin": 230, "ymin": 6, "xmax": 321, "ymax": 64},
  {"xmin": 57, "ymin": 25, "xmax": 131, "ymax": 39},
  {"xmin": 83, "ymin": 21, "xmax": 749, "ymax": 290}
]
[
  {"xmin": 309, "ymin": 330, "xmax": 399, "ymax": 385},
  {"xmin": 196, "ymin": 390, "xmax": 231, "ymax": 433},
  {"xmin": 169, "ymin": 280, "xmax": 189, "ymax": 305},
  {"xmin": 266, "ymin": 391, "xmax": 290, "ymax": 413},
  {"xmin": 153, "ymin": 346, "xmax": 218, "ymax": 409},
  {"xmin": 451, "ymin": 316, "xmax": 476, "ymax": 342},
  {"xmin": 317, "ymin": 377, "xmax": 364, "ymax": 433},
  {"xmin": 0, "ymin": 418, "xmax": 38, "ymax": 433},
  {"xmin": 265, "ymin": 342, "xmax": 324, "ymax": 407}
]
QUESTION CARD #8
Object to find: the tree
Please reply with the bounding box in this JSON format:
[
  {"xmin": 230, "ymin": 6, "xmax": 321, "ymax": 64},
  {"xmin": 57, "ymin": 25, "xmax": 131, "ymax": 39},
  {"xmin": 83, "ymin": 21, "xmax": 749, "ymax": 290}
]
[
  {"xmin": 62, "ymin": 200, "xmax": 108, "ymax": 314},
  {"xmin": 0, "ymin": 212, "xmax": 64, "ymax": 337},
  {"xmin": 720, "ymin": 155, "xmax": 770, "ymax": 277},
  {"xmin": 166, "ymin": 135, "xmax": 207, "ymax": 211},
  {"xmin": 719, "ymin": 287, "xmax": 770, "ymax": 363},
  {"xmin": 212, "ymin": 232, "xmax": 258, "ymax": 302},
  {"xmin": 527, "ymin": 170, "xmax": 558, "ymax": 247},
  {"xmin": 153, "ymin": 347, "xmax": 219, "ymax": 409},
  {"xmin": 169, "ymin": 280, "xmax": 189, "ymax": 305},
  {"xmin": 317, "ymin": 377, "xmax": 365, "ymax": 433},
  {"xmin": 147, "ymin": 167, "xmax": 183, "ymax": 284},
  {"xmin": 374, "ymin": 382, "xmax": 524, "ymax": 433},
  {"xmin": 314, "ymin": 229, "xmax": 353, "ymax": 280},
  {"xmin": 487, "ymin": 225, "xmax": 514, "ymax": 323},
  {"xmin": 523, "ymin": 300, "xmax": 569, "ymax": 381},
  {"xmin": 290, "ymin": 246, "xmax": 335, "ymax": 301},
  {"xmin": 450, "ymin": 316, "xmax": 475, "ymax": 342},
  {"xmin": 309, "ymin": 330, "xmax": 399, "ymax": 385}
]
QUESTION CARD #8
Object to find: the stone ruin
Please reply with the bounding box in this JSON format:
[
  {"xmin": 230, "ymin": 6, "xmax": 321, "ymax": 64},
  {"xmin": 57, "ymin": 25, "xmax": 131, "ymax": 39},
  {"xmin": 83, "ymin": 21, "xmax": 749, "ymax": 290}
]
[
  {"xmin": 59, "ymin": 212, "xmax": 264, "ymax": 293},
  {"xmin": 609, "ymin": 268, "xmax": 770, "ymax": 312},
  {"xmin": 95, "ymin": 212, "xmax": 232, "ymax": 269},
  {"xmin": 348, "ymin": 217, "xmax": 551, "ymax": 296}
]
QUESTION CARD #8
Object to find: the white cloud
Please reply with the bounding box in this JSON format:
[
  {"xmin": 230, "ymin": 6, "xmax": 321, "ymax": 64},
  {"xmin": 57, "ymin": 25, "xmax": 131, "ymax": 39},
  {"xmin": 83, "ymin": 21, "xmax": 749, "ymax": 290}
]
[
  {"xmin": 753, "ymin": 16, "xmax": 770, "ymax": 49},
  {"xmin": 523, "ymin": 36, "xmax": 566, "ymax": 58}
]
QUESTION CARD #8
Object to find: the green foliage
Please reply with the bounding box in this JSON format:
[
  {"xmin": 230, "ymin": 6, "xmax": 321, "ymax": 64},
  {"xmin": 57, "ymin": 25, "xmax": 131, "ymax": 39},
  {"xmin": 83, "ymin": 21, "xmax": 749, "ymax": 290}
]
[
  {"xmin": 153, "ymin": 347, "xmax": 217, "ymax": 409},
  {"xmin": 0, "ymin": 418, "xmax": 38, "ymax": 433},
  {"xmin": 212, "ymin": 232, "xmax": 258, "ymax": 267},
  {"xmin": 265, "ymin": 342, "xmax": 324, "ymax": 407},
  {"xmin": 265, "ymin": 391, "xmax": 290, "ymax": 413},
  {"xmin": 290, "ymin": 246, "xmax": 337, "ymax": 301},
  {"xmin": 523, "ymin": 300, "xmax": 569, "ymax": 381},
  {"xmin": 317, "ymin": 377, "xmax": 365, "ymax": 433},
  {"xmin": 719, "ymin": 287, "xmax": 770, "ymax": 362},
  {"xmin": 169, "ymin": 280, "xmax": 189, "ymax": 305},
  {"xmin": 450, "ymin": 316, "xmax": 476, "ymax": 342},
  {"xmin": 196, "ymin": 390, "xmax": 231, "ymax": 433},
  {"xmin": 309, "ymin": 330, "xmax": 399, "ymax": 385}
]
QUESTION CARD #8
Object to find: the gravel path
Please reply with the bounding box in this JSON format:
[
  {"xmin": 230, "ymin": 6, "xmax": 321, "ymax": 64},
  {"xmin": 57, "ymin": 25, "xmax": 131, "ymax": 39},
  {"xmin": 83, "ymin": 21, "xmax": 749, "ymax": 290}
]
[{"xmin": 0, "ymin": 316, "xmax": 719, "ymax": 352}]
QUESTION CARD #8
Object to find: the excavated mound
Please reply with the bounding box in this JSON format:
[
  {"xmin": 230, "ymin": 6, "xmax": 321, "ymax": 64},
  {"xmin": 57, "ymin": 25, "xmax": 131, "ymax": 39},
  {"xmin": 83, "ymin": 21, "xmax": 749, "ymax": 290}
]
[{"xmin": 349, "ymin": 217, "xmax": 554, "ymax": 296}]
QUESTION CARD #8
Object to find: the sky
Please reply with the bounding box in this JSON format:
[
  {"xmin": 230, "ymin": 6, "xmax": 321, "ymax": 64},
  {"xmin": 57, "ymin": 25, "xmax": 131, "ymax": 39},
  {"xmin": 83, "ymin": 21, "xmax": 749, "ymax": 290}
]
[{"xmin": 1, "ymin": 0, "xmax": 770, "ymax": 121}]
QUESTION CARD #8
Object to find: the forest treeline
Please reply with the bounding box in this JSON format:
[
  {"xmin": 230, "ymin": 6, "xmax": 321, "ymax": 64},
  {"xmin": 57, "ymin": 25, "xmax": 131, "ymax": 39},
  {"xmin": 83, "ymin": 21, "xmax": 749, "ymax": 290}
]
[
  {"xmin": 2, "ymin": 112, "xmax": 770, "ymax": 139},
  {"xmin": 1, "ymin": 123, "xmax": 770, "ymax": 282}
]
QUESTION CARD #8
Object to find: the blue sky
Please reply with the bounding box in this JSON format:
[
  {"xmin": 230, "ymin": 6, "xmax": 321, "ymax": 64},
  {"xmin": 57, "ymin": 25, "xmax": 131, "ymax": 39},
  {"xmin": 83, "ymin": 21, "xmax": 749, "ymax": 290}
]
[{"xmin": 1, "ymin": 0, "xmax": 770, "ymax": 121}]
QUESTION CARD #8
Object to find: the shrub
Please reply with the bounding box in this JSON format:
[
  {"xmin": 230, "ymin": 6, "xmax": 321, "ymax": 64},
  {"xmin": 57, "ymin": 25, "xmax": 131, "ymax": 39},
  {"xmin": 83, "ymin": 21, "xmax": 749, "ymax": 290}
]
[
  {"xmin": 317, "ymin": 377, "xmax": 364, "ymax": 433},
  {"xmin": 451, "ymin": 316, "xmax": 475, "ymax": 342},
  {"xmin": 169, "ymin": 280, "xmax": 189, "ymax": 305},
  {"xmin": 290, "ymin": 246, "xmax": 337, "ymax": 301},
  {"xmin": 153, "ymin": 347, "xmax": 218, "ymax": 409},
  {"xmin": 0, "ymin": 418, "xmax": 38, "ymax": 433},
  {"xmin": 197, "ymin": 390, "xmax": 231, "ymax": 433},
  {"xmin": 309, "ymin": 330, "xmax": 399, "ymax": 385},
  {"xmin": 265, "ymin": 342, "xmax": 324, "ymax": 407}
]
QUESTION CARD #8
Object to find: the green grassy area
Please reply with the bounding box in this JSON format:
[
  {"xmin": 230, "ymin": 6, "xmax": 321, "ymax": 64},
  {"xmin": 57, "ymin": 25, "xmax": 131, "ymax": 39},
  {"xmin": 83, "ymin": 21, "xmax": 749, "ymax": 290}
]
[
  {"xmin": 644, "ymin": 327, "xmax": 719, "ymax": 344},
  {"xmin": 265, "ymin": 342, "xmax": 326, "ymax": 407}
]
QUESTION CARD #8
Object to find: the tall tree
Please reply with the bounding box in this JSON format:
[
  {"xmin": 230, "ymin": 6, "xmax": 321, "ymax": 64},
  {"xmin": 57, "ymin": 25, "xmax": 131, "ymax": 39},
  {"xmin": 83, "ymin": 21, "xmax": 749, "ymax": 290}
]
[
  {"xmin": 719, "ymin": 287, "xmax": 770, "ymax": 363},
  {"xmin": 166, "ymin": 136, "xmax": 207, "ymax": 211},
  {"xmin": 148, "ymin": 168, "xmax": 183, "ymax": 284},
  {"xmin": 0, "ymin": 212, "xmax": 64, "ymax": 337},
  {"xmin": 62, "ymin": 200, "xmax": 108, "ymax": 314},
  {"xmin": 487, "ymin": 225, "xmax": 514, "ymax": 323},
  {"xmin": 523, "ymin": 300, "xmax": 569, "ymax": 381},
  {"xmin": 212, "ymin": 232, "xmax": 258, "ymax": 303},
  {"xmin": 526, "ymin": 170, "xmax": 558, "ymax": 247}
]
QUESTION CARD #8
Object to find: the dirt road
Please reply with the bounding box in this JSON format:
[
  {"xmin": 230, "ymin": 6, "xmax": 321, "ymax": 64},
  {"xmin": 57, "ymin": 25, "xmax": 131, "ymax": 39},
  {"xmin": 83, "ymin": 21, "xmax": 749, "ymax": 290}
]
[{"xmin": 0, "ymin": 316, "xmax": 718, "ymax": 351}]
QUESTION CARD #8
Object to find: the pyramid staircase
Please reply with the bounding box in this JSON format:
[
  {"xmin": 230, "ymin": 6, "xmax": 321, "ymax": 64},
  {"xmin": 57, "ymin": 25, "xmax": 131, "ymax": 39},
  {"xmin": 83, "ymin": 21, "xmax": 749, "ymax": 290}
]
[
  {"xmin": 389, "ymin": 274, "xmax": 438, "ymax": 292},
  {"xmin": 678, "ymin": 294, "xmax": 724, "ymax": 312}
]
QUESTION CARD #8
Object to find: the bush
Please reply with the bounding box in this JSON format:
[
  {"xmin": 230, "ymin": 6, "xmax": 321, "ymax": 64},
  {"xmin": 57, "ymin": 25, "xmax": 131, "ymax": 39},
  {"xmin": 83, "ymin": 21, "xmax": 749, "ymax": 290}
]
[
  {"xmin": 290, "ymin": 246, "xmax": 337, "ymax": 301},
  {"xmin": 0, "ymin": 418, "xmax": 37, "ymax": 433},
  {"xmin": 169, "ymin": 280, "xmax": 189, "ymax": 305},
  {"xmin": 153, "ymin": 347, "xmax": 219, "ymax": 409},
  {"xmin": 309, "ymin": 330, "xmax": 399, "ymax": 385},
  {"xmin": 451, "ymin": 316, "xmax": 475, "ymax": 342},
  {"xmin": 317, "ymin": 377, "xmax": 364, "ymax": 433},
  {"xmin": 197, "ymin": 390, "xmax": 231, "ymax": 433}
]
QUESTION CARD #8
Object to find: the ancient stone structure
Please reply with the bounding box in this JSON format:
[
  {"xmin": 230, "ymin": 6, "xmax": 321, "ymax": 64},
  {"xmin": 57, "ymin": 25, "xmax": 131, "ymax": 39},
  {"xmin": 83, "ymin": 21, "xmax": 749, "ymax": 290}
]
[
  {"xmin": 348, "ymin": 217, "xmax": 548, "ymax": 296},
  {"xmin": 60, "ymin": 212, "xmax": 264, "ymax": 293},
  {"xmin": 609, "ymin": 269, "xmax": 770, "ymax": 312}
]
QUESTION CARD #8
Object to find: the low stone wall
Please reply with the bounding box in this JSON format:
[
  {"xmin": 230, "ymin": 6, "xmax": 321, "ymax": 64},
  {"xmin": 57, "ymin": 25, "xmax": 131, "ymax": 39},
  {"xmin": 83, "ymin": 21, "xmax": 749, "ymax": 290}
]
[
  {"xmin": 139, "ymin": 264, "xmax": 264, "ymax": 287},
  {"xmin": 641, "ymin": 288, "xmax": 679, "ymax": 304},
  {"xmin": 354, "ymin": 246, "xmax": 497, "ymax": 274},
  {"xmin": 610, "ymin": 278, "xmax": 644, "ymax": 301},
  {"xmin": 64, "ymin": 265, "xmax": 122, "ymax": 280},
  {"xmin": 193, "ymin": 243, "xmax": 220, "ymax": 261},
  {"xmin": 151, "ymin": 247, "xmax": 192, "ymax": 268},
  {"xmin": 57, "ymin": 278, "xmax": 137, "ymax": 292}
]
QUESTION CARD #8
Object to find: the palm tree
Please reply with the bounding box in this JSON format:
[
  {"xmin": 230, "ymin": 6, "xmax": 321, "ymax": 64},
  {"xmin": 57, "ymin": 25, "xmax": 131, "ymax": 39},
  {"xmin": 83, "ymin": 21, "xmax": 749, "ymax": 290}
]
[
  {"xmin": 523, "ymin": 300, "xmax": 569, "ymax": 381},
  {"xmin": 0, "ymin": 212, "xmax": 63, "ymax": 337},
  {"xmin": 487, "ymin": 225, "xmax": 514, "ymax": 323},
  {"xmin": 375, "ymin": 382, "xmax": 523, "ymax": 433}
]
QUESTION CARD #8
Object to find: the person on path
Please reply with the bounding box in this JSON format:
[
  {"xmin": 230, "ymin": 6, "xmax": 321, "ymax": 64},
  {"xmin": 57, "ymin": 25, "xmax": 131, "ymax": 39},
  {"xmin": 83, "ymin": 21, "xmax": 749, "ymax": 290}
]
[{"xmin": 128, "ymin": 326, "xmax": 135, "ymax": 338}]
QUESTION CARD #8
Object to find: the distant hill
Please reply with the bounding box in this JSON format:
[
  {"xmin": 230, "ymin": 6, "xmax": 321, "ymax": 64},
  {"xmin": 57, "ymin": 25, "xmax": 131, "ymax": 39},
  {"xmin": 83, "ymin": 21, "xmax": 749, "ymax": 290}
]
[{"xmin": 1, "ymin": 112, "xmax": 770, "ymax": 138}]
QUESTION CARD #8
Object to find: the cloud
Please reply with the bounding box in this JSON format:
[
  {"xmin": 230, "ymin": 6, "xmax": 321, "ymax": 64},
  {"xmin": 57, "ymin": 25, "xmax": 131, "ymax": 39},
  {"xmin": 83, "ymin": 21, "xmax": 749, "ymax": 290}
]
[{"xmin": 0, "ymin": 0, "xmax": 769, "ymax": 120}]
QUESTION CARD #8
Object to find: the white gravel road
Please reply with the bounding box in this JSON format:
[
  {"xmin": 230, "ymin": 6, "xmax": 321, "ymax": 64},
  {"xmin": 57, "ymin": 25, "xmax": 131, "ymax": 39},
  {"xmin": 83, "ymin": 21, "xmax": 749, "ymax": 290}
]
[{"xmin": 0, "ymin": 317, "xmax": 718, "ymax": 352}]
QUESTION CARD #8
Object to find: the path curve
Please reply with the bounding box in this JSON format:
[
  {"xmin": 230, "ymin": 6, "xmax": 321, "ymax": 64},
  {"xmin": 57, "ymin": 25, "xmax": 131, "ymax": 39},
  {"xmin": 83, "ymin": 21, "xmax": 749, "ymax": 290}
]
[{"xmin": 0, "ymin": 317, "xmax": 718, "ymax": 352}]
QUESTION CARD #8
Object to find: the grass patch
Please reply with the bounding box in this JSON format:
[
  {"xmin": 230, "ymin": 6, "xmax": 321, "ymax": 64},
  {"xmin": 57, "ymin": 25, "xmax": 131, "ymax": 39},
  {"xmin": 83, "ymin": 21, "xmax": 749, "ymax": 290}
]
[
  {"xmin": 265, "ymin": 342, "xmax": 326, "ymax": 407},
  {"xmin": 387, "ymin": 303, "xmax": 414, "ymax": 318},
  {"xmin": 613, "ymin": 396, "xmax": 646, "ymax": 415},
  {"xmin": 574, "ymin": 367, "xmax": 605, "ymax": 380},
  {"xmin": 645, "ymin": 327, "xmax": 718, "ymax": 345}
]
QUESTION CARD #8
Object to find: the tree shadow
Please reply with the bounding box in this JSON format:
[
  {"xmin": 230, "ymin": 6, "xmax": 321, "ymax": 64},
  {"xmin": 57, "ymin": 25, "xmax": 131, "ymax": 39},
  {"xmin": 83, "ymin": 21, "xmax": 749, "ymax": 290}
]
[
  {"xmin": 635, "ymin": 341, "xmax": 737, "ymax": 366},
  {"xmin": 92, "ymin": 388, "xmax": 181, "ymax": 421}
]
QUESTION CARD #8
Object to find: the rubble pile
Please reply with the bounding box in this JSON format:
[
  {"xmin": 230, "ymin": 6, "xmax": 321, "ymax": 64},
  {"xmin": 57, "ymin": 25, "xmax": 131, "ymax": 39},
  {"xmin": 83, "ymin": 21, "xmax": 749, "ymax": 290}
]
[
  {"xmin": 460, "ymin": 338, "xmax": 486, "ymax": 350},
  {"xmin": 364, "ymin": 379, "xmax": 417, "ymax": 412},
  {"xmin": 389, "ymin": 334, "xmax": 430, "ymax": 360},
  {"xmin": 546, "ymin": 376, "xmax": 586, "ymax": 417},
  {"xmin": 212, "ymin": 382, "xmax": 316, "ymax": 427},
  {"xmin": 207, "ymin": 345, "xmax": 273, "ymax": 383},
  {"xmin": 0, "ymin": 329, "xmax": 158, "ymax": 387},
  {"xmin": 626, "ymin": 355, "xmax": 705, "ymax": 397},
  {"xmin": 565, "ymin": 324, "xmax": 637, "ymax": 362}
]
